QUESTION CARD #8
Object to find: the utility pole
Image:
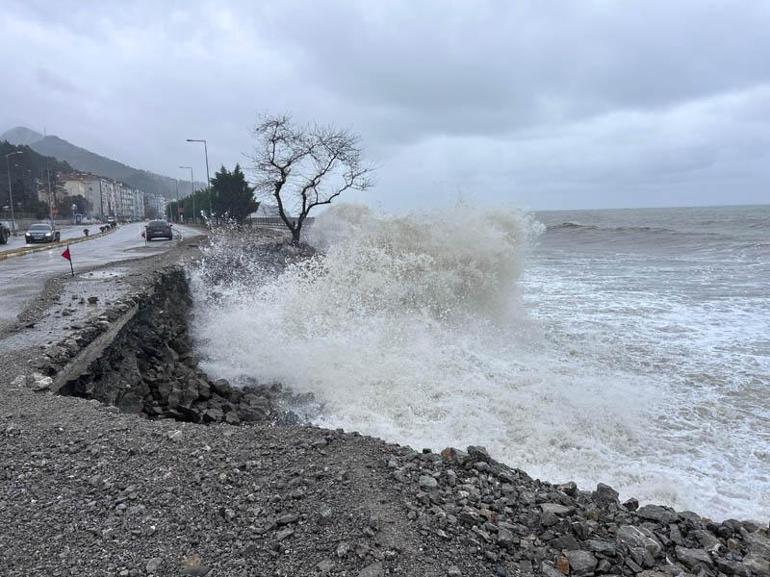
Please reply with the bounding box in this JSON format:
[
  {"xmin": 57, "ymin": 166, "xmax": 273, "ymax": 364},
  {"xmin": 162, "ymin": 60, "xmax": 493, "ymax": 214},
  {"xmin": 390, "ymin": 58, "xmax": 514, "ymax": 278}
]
[
  {"xmin": 99, "ymin": 178, "xmax": 104, "ymax": 219},
  {"xmin": 179, "ymin": 166, "xmax": 195, "ymax": 224},
  {"xmin": 185, "ymin": 139, "xmax": 211, "ymax": 218},
  {"xmin": 4, "ymin": 151, "xmax": 23, "ymax": 234}
]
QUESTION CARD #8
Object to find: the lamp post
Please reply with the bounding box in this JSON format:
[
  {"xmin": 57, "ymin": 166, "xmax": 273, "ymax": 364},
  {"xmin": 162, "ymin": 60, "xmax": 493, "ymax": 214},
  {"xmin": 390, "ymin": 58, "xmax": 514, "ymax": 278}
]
[
  {"xmin": 45, "ymin": 159, "xmax": 54, "ymax": 225},
  {"xmin": 179, "ymin": 166, "xmax": 195, "ymax": 224},
  {"xmin": 174, "ymin": 179, "xmax": 180, "ymax": 223},
  {"xmin": 5, "ymin": 151, "xmax": 23, "ymax": 234},
  {"xmin": 185, "ymin": 139, "xmax": 211, "ymax": 218}
]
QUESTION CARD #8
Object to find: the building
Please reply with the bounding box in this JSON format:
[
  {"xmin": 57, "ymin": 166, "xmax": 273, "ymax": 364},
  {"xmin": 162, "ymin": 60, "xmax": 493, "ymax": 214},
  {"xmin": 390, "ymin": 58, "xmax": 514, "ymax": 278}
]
[
  {"xmin": 143, "ymin": 192, "xmax": 166, "ymax": 219},
  {"xmin": 62, "ymin": 173, "xmax": 157, "ymax": 221}
]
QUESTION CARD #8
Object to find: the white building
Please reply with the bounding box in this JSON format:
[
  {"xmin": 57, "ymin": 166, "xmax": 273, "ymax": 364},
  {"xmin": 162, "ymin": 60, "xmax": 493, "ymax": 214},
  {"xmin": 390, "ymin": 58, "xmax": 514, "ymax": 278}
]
[{"xmin": 62, "ymin": 173, "xmax": 153, "ymax": 221}]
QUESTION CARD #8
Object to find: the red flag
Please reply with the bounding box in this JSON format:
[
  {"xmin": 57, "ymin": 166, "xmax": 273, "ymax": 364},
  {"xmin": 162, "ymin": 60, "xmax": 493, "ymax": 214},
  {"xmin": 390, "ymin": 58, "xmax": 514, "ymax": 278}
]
[{"xmin": 61, "ymin": 247, "xmax": 71, "ymax": 261}]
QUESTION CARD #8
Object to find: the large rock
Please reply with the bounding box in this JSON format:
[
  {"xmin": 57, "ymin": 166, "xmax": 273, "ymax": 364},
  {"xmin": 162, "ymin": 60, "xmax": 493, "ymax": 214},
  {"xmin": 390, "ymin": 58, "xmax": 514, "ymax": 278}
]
[
  {"xmin": 674, "ymin": 546, "xmax": 713, "ymax": 571},
  {"xmin": 594, "ymin": 483, "xmax": 619, "ymax": 506},
  {"xmin": 467, "ymin": 446, "xmax": 490, "ymax": 463},
  {"xmin": 541, "ymin": 503, "xmax": 574, "ymax": 517},
  {"xmin": 358, "ymin": 562, "xmax": 384, "ymax": 577},
  {"xmin": 440, "ymin": 447, "xmax": 470, "ymax": 465},
  {"xmin": 419, "ymin": 475, "xmax": 438, "ymax": 490},
  {"xmin": 636, "ymin": 504, "xmax": 679, "ymax": 524},
  {"xmin": 742, "ymin": 554, "xmax": 770, "ymax": 577},
  {"xmin": 616, "ymin": 525, "xmax": 663, "ymax": 558},
  {"xmin": 564, "ymin": 551, "xmax": 597, "ymax": 576}
]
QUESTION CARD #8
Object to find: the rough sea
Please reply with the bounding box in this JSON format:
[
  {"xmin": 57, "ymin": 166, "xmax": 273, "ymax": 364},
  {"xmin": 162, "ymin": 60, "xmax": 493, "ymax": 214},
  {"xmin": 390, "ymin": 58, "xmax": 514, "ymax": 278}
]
[{"xmin": 191, "ymin": 204, "xmax": 769, "ymax": 521}]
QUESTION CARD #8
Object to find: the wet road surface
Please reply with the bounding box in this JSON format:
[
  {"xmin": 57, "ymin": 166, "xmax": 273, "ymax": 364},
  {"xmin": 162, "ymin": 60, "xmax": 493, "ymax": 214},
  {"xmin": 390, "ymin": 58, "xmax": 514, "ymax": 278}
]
[
  {"xmin": 0, "ymin": 225, "xmax": 86, "ymax": 254},
  {"xmin": 0, "ymin": 222, "xmax": 199, "ymax": 331}
]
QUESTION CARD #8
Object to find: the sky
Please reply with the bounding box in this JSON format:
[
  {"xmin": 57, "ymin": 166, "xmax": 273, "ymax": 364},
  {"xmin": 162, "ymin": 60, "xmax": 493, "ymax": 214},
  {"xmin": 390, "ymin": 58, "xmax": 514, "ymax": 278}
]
[{"xmin": 1, "ymin": 0, "xmax": 769, "ymax": 211}]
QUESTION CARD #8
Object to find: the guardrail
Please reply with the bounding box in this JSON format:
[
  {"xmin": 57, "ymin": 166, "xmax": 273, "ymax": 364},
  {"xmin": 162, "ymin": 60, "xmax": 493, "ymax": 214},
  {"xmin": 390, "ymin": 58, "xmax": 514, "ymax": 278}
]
[{"xmin": 245, "ymin": 217, "xmax": 315, "ymax": 229}]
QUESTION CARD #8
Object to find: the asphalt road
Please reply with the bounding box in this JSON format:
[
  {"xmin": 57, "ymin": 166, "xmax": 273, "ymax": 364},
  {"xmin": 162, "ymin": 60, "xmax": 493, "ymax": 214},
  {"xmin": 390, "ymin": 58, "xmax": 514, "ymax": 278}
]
[
  {"xmin": 0, "ymin": 221, "xmax": 200, "ymax": 332},
  {"xmin": 0, "ymin": 224, "xmax": 86, "ymax": 254}
]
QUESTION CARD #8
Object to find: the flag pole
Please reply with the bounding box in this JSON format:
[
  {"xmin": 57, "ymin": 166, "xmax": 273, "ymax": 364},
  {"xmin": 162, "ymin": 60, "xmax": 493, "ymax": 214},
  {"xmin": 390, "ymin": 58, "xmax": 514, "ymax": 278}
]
[{"xmin": 61, "ymin": 245, "xmax": 74, "ymax": 277}]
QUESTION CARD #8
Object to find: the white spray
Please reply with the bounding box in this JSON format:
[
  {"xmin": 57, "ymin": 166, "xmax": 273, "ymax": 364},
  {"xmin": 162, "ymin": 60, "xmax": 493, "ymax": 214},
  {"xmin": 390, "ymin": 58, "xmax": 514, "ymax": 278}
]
[{"xmin": 190, "ymin": 203, "xmax": 765, "ymax": 521}]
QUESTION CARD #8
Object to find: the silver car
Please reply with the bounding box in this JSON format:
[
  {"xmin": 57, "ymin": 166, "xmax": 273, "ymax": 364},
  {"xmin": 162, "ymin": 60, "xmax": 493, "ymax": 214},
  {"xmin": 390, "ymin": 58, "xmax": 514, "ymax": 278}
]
[{"xmin": 25, "ymin": 223, "xmax": 61, "ymax": 244}]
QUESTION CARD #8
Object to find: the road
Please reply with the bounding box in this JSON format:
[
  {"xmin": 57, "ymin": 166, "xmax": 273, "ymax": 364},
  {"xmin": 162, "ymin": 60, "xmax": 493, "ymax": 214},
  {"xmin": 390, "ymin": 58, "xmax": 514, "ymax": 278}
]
[
  {"xmin": 0, "ymin": 224, "xmax": 87, "ymax": 254},
  {"xmin": 0, "ymin": 222, "xmax": 200, "ymax": 332}
]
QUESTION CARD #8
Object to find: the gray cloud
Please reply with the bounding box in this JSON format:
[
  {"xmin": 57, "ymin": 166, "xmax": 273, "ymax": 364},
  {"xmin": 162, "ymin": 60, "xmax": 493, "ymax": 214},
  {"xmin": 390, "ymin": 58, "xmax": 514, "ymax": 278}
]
[{"xmin": 1, "ymin": 0, "xmax": 769, "ymax": 209}]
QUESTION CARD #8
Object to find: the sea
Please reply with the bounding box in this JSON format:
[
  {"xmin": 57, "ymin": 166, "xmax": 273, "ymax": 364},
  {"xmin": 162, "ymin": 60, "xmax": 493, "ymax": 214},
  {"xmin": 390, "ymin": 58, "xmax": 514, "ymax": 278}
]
[{"xmin": 190, "ymin": 203, "xmax": 769, "ymax": 522}]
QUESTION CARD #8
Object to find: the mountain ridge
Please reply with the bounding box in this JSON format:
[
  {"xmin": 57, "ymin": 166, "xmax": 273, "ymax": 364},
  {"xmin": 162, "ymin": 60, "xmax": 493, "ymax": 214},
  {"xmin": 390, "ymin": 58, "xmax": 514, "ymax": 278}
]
[{"xmin": 2, "ymin": 126, "xmax": 204, "ymax": 200}]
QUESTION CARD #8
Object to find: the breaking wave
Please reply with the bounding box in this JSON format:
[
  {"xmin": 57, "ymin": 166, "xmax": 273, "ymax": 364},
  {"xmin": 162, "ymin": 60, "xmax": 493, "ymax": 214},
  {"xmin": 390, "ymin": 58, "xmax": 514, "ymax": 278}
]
[{"xmin": 190, "ymin": 203, "xmax": 768, "ymax": 521}]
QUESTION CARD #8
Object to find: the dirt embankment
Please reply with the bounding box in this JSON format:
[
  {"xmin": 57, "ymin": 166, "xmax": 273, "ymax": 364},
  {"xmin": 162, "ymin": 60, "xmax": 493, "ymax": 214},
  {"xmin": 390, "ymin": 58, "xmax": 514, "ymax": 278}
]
[{"xmin": 1, "ymin": 241, "xmax": 768, "ymax": 577}]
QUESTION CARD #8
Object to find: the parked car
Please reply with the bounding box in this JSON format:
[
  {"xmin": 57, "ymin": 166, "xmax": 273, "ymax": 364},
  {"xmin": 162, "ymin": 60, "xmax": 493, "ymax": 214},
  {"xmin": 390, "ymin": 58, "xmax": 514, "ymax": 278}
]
[
  {"xmin": 0, "ymin": 221, "xmax": 11, "ymax": 244},
  {"xmin": 145, "ymin": 220, "xmax": 173, "ymax": 241},
  {"xmin": 25, "ymin": 222, "xmax": 61, "ymax": 243}
]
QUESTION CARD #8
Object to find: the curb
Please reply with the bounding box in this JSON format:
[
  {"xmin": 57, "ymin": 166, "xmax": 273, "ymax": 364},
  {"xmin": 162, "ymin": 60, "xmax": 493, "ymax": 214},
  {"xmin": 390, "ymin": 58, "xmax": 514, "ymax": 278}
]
[{"xmin": 0, "ymin": 227, "xmax": 117, "ymax": 263}]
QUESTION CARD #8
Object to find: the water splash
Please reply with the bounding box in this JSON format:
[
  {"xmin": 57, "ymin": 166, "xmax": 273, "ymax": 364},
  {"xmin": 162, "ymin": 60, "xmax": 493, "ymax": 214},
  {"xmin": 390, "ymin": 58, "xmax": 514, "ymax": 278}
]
[{"xmin": 190, "ymin": 203, "xmax": 769, "ymax": 521}]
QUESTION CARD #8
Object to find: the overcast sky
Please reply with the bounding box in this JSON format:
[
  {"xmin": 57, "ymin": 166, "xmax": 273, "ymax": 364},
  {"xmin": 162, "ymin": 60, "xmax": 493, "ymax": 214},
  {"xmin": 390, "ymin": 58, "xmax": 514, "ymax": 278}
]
[{"xmin": 2, "ymin": 0, "xmax": 769, "ymax": 211}]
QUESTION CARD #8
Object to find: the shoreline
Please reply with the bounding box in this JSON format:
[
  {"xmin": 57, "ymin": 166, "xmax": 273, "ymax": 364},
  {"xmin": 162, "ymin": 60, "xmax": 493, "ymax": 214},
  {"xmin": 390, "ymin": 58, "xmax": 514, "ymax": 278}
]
[{"xmin": 1, "ymin": 236, "xmax": 768, "ymax": 577}]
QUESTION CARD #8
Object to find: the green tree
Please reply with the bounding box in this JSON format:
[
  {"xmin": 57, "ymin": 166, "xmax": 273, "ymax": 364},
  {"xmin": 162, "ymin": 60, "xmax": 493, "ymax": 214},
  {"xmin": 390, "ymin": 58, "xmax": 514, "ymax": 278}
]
[{"xmin": 210, "ymin": 164, "xmax": 257, "ymax": 223}]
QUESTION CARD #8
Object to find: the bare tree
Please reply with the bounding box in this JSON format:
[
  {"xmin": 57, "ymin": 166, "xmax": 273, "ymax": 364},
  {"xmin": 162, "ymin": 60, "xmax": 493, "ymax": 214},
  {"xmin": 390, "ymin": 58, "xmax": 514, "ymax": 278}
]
[{"xmin": 250, "ymin": 115, "xmax": 374, "ymax": 243}]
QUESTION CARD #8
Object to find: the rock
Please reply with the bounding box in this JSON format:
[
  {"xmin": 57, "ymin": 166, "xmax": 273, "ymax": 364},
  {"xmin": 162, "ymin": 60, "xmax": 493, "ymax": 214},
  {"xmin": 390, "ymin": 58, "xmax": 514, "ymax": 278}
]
[
  {"xmin": 586, "ymin": 539, "xmax": 616, "ymax": 555},
  {"xmin": 742, "ymin": 554, "xmax": 770, "ymax": 577},
  {"xmin": 11, "ymin": 375, "xmax": 28, "ymax": 388},
  {"xmin": 564, "ymin": 550, "xmax": 597, "ymax": 576},
  {"xmin": 552, "ymin": 534, "xmax": 581, "ymax": 551},
  {"xmin": 616, "ymin": 525, "xmax": 663, "ymax": 558},
  {"xmin": 557, "ymin": 481, "xmax": 578, "ymax": 496},
  {"xmin": 336, "ymin": 541, "xmax": 351, "ymax": 558},
  {"xmin": 203, "ymin": 407, "xmax": 223, "ymax": 423},
  {"xmin": 419, "ymin": 475, "xmax": 438, "ymax": 490},
  {"xmin": 447, "ymin": 566, "xmax": 462, "ymax": 577},
  {"xmin": 541, "ymin": 503, "xmax": 574, "ymax": 516},
  {"xmin": 224, "ymin": 411, "xmax": 240, "ymax": 425},
  {"xmin": 275, "ymin": 528, "xmax": 294, "ymax": 541},
  {"xmin": 555, "ymin": 555, "xmax": 570, "ymax": 575},
  {"xmin": 441, "ymin": 447, "xmax": 470, "ymax": 465},
  {"xmin": 595, "ymin": 483, "xmax": 619, "ymax": 505},
  {"xmin": 746, "ymin": 530, "xmax": 770, "ymax": 558},
  {"xmin": 467, "ymin": 446, "xmax": 490, "ymax": 463},
  {"xmin": 674, "ymin": 546, "xmax": 713, "ymax": 570},
  {"xmin": 637, "ymin": 504, "xmax": 679, "ymax": 524},
  {"xmin": 316, "ymin": 559, "xmax": 334, "ymax": 573},
  {"xmin": 87, "ymin": 296, "xmax": 99, "ymax": 304},
  {"xmin": 179, "ymin": 554, "xmax": 211, "ymax": 576},
  {"xmin": 318, "ymin": 504, "xmax": 333, "ymax": 525},
  {"xmin": 623, "ymin": 497, "xmax": 640, "ymax": 511},
  {"xmin": 498, "ymin": 527, "xmax": 514, "ymax": 546},
  {"xmin": 358, "ymin": 561, "xmax": 384, "ymax": 577},
  {"xmin": 145, "ymin": 558, "xmax": 162, "ymax": 574},
  {"xmin": 30, "ymin": 373, "xmax": 53, "ymax": 392},
  {"xmin": 277, "ymin": 513, "xmax": 298, "ymax": 525},
  {"xmin": 542, "ymin": 562, "xmax": 566, "ymax": 577},
  {"xmin": 211, "ymin": 378, "xmax": 233, "ymax": 397},
  {"xmin": 458, "ymin": 506, "xmax": 482, "ymax": 525},
  {"xmin": 238, "ymin": 406, "xmax": 266, "ymax": 422},
  {"xmin": 690, "ymin": 529, "xmax": 721, "ymax": 551}
]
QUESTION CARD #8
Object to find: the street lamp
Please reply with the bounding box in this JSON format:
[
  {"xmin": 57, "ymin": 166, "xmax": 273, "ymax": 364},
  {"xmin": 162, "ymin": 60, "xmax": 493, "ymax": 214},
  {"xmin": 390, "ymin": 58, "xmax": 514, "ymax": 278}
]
[
  {"xmin": 4, "ymin": 150, "xmax": 23, "ymax": 233},
  {"xmin": 179, "ymin": 166, "xmax": 195, "ymax": 224},
  {"xmin": 185, "ymin": 139, "xmax": 212, "ymax": 217}
]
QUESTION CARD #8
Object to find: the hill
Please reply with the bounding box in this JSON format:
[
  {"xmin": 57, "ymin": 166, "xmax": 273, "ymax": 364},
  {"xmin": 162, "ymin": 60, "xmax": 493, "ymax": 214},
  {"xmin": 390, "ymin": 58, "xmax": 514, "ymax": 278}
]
[{"xmin": 2, "ymin": 127, "xmax": 203, "ymax": 201}]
